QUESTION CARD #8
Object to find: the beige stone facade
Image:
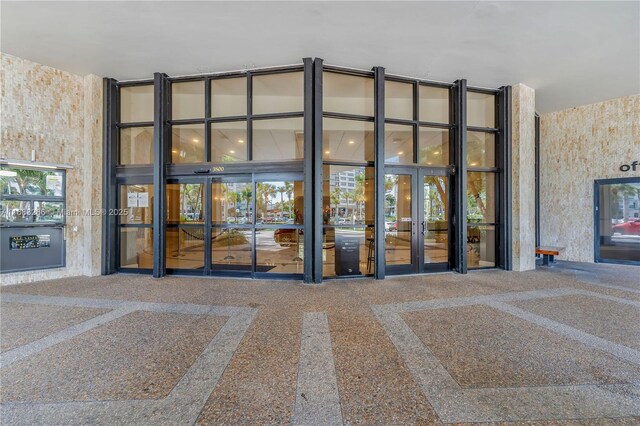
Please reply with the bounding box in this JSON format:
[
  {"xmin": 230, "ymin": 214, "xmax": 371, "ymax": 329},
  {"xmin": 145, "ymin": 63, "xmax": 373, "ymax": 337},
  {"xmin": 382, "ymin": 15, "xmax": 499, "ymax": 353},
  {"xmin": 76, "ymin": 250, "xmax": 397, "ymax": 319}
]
[{"xmin": 0, "ymin": 53, "xmax": 103, "ymax": 285}]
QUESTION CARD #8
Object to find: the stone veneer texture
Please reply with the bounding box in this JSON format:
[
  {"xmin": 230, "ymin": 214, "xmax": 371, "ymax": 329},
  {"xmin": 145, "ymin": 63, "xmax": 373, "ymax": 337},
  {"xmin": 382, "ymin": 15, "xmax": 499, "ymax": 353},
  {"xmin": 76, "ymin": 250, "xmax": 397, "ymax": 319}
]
[
  {"xmin": 0, "ymin": 53, "xmax": 103, "ymax": 285},
  {"xmin": 539, "ymin": 95, "xmax": 640, "ymax": 263}
]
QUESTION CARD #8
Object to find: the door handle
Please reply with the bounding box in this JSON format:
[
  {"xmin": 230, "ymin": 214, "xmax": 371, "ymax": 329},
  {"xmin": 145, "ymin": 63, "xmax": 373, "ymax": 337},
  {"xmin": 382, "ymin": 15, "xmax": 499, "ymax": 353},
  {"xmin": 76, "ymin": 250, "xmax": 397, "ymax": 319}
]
[{"xmin": 421, "ymin": 221, "xmax": 426, "ymax": 236}]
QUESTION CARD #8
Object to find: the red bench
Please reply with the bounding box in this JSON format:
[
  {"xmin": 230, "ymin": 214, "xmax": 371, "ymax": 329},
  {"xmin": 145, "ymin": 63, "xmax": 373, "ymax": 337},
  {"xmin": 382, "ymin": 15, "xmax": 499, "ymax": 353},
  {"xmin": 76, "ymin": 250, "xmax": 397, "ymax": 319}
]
[{"xmin": 536, "ymin": 246, "xmax": 564, "ymax": 266}]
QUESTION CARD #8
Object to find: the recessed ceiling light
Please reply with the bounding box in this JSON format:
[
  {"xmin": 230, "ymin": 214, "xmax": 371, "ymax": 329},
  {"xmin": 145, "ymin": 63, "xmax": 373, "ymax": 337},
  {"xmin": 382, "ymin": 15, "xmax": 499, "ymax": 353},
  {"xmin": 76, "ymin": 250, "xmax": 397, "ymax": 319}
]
[
  {"xmin": 238, "ymin": 140, "xmax": 244, "ymax": 143},
  {"xmin": 398, "ymin": 151, "xmax": 404, "ymax": 155},
  {"xmin": 229, "ymin": 150, "xmax": 235, "ymax": 154},
  {"xmin": 427, "ymin": 162, "xmax": 432, "ymax": 165},
  {"xmin": 172, "ymin": 150, "xmax": 178, "ymax": 153},
  {"xmin": 192, "ymin": 139, "xmax": 199, "ymax": 143},
  {"xmin": 348, "ymin": 140, "xmax": 355, "ymax": 144},
  {"xmin": 433, "ymin": 151, "xmax": 440, "ymax": 155},
  {"xmin": 325, "ymin": 150, "xmax": 330, "ymax": 154},
  {"xmin": 470, "ymin": 162, "xmax": 478, "ymax": 166}
]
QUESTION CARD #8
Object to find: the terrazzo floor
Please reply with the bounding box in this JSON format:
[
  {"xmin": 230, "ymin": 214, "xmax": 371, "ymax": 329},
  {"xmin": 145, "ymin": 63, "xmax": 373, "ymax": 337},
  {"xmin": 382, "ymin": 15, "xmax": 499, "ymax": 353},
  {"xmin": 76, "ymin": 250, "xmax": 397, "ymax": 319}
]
[{"xmin": 1, "ymin": 261, "xmax": 639, "ymax": 424}]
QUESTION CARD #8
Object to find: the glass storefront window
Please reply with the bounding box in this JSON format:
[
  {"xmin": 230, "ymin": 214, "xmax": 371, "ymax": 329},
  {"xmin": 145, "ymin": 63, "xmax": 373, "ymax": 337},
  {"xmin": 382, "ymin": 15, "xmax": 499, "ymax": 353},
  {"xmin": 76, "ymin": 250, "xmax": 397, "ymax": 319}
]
[
  {"xmin": 256, "ymin": 228, "xmax": 304, "ymax": 274},
  {"xmin": 119, "ymin": 184, "xmax": 153, "ymax": 224},
  {"xmin": 597, "ymin": 180, "xmax": 640, "ymax": 263},
  {"xmin": 385, "ymin": 124, "xmax": 414, "ymax": 165},
  {"xmin": 171, "ymin": 124, "xmax": 205, "ymax": 163},
  {"xmin": 211, "ymin": 77, "xmax": 247, "ymax": 118},
  {"xmin": 385, "ymin": 81, "xmax": 413, "ymax": 120},
  {"xmin": 172, "ymin": 80, "xmax": 205, "ymax": 120},
  {"xmin": 211, "ymin": 228, "xmax": 252, "ymax": 271},
  {"xmin": 467, "ymin": 131, "xmax": 495, "ymax": 167},
  {"xmin": 0, "ymin": 200, "xmax": 32, "ymax": 223},
  {"xmin": 253, "ymin": 72, "xmax": 304, "ymax": 115},
  {"xmin": 119, "ymin": 127, "xmax": 154, "ymax": 165},
  {"xmin": 467, "ymin": 172, "xmax": 496, "ymax": 223},
  {"xmin": 0, "ymin": 168, "xmax": 64, "ymax": 197},
  {"xmin": 34, "ymin": 201, "xmax": 64, "ymax": 222},
  {"xmin": 419, "ymin": 85, "xmax": 449, "ymax": 124},
  {"xmin": 120, "ymin": 85, "xmax": 153, "ymax": 123},
  {"xmin": 467, "ymin": 91, "xmax": 495, "ymax": 128},
  {"xmin": 323, "ymin": 118, "xmax": 374, "ymax": 163},
  {"xmin": 256, "ymin": 180, "xmax": 304, "ymax": 225},
  {"xmin": 120, "ymin": 227, "xmax": 153, "ymax": 269},
  {"xmin": 323, "ymin": 165, "xmax": 374, "ymax": 226},
  {"xmin": 322, "ymin": 227, "xmax": 374, "ymax": 277},
  {"xmin": 467, "ymin": 225, "xmax": 496, "ymax": 268},
  {"xmin": 252, "ymin": 118, "xmax": 304, "ymax": 161},
  {"xmin": 419, "ymin": 127, "xmax": 449, "ymax": 166},
  {"xmin": 212, "ymin": 181, "xmax": 253, "ymax": 225},
  {"xmin": 323, "ymin": 72, "xmax": 374, "ymax": 117},
  {"xmin": 211, "ymin": 121, "xmax": 248, "ymax": 163},
  {"xmin": 166, "ymin": 183, "xmax": 204, "ymax": 224},
  {"xmin": 385, "ymin": 174, "xmax": 413, "ymax": 268},
  {"xmin": 165, "ymin": 226, "xmax": 205, "ymax": 269}
]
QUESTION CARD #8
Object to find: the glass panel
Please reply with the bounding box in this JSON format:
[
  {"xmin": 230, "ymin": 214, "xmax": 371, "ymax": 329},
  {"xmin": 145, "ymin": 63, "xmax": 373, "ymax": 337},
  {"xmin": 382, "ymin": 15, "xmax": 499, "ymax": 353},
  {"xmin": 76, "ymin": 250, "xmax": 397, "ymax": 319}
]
[
  {"xmin": 322, "ymin": 227, "xmax": 374, "ymax": 277},
  {"xmin": 598, "ymin": 181, "xmax": 640, "ymax": 262},
  {"xmin": 34, "ymin": 201, "xmax": 64, "ymax": 222},
  {"xmin": 252, "ymin": 118, "xmax": 304, "ymax": 161},
  {"xmin": 212, "ymin": 181, "xmax": 253, "ymax": 225},
  {"xmin": 119, "ymin": 184, "xmax": 153, "ymax": 224},
  {"xmin": 256, "ymin": 228, "xmax": 304, "ymax": 274},
  {"xmin": 467, "ymin": 91, "xmax": 495, "ymax": 128},
  {"xmin": 172, "ymin": 80, "xmax": 205, "ymax": 120},
  {"xmin": 211, "ymin": 121, "xmax": 248, "ymax": 163},
  {"xmin": 165, "ymin": 226, "xmax": 205, "ymax": 269},
  {"xmin": 0, "ymin": 167, "xmax": 64, "ymax": 196},
  {"xmin": 256, "ymin": 180, "xmax": 304, "ymax": 225},
  {"xmin": 467, "ymin": 131, "xmax": 495, "ymax": 167},
  {"xmin": 1, "ymin": 200, "xmax": 32, "ymax": 223},
  {"xmin": 419, "ymin": 127, "xmax": 449, "ymax": 166},
  {"xmin": 166, "ymin": 183, "xmax": 204, "ymax": 224},
  {"xmin": 211, "ymin": 228, "xmax": 253, "ymax": 272},
  {"xmin": 323, "ymin": 165, "xmax": 374, "ymax": 226},
  {"xmin": 423, "ymin": 176, "xmax": 449, "ymax": 263},
  {"xmin": 385, "ymin": 124, "xmax": 413, "ymax": 165},
  {"xmin": 119, "ymin": 127, "xmax": 154, "ymax": 165},
  {"xmin": 385, "ymin": 81, "xmax": 413, "ymax": 120},
  {"xmin": 467, "ymin": 172, "xmax": 496, "ymax": 223},
  {"xmin": 211, "ymin": 77, "xmax": 246, "ymax": 117},
  {"xmin": 323, "ymin": 118, "xmax": 374, "ymax": 162},
  {"xmin": 467, "ymin": 225, "xmax": 496, "ymax": 268},
  {"xmin": 171, "ymin": 124, "xmax": 205, "ymax": 163},
  {"xmin": 419, "ymin": 85, "xmax": 449, "ymax": 124},
  {"xmin": 323, "ymin": 72, "xmax": 374, "ymax": 116},
  {"xmin": 120, "ymin": 85, "xmax": 153, "ymax": 123},
  {"xmin": 120, "ymin": 227, "xmax": 153, "ymax": 269},
  {"xmin": 253, "ymin": 72, "xmax": 304, "ymax": 114},
  {"xmin": 385, "ymin": 174, "xmax": 413, "ymax": 267}
]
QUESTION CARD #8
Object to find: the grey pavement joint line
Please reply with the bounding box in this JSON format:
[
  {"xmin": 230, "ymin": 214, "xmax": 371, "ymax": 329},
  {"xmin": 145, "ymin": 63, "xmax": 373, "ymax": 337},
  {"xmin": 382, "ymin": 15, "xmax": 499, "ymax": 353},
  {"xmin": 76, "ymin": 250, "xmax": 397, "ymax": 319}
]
[
  {"xmin": 293, "ymin": 312, "xmax": 344, "ymax": 426},
  {"xmin": 574, "ymin": 270, "xmax": 640, "ymax": 295}
]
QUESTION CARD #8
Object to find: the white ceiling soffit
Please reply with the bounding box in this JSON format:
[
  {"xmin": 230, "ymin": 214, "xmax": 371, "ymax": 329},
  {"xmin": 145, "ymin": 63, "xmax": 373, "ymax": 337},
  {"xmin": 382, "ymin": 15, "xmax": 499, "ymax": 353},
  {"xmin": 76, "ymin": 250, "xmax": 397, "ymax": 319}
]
[{"xmin": 1, "ymin": 1, "xmax": 638, "ymax": 113}]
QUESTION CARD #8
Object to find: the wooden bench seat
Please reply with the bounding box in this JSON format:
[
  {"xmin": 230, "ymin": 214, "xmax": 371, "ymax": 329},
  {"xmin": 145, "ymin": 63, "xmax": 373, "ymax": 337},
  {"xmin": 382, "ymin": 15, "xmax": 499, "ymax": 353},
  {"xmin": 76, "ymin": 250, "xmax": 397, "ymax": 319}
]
[{"xmin": 536, "ymin": 246, "xmax": 564, "ymax": 266}]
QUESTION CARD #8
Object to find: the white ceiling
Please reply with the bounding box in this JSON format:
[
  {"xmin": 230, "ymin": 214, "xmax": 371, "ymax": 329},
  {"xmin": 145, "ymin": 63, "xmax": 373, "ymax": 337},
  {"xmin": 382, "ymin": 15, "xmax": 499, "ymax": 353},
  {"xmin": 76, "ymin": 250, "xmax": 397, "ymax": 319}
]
[{"xmin": 1, "ymin": 1, "xmax": 638, "ymax": 113}]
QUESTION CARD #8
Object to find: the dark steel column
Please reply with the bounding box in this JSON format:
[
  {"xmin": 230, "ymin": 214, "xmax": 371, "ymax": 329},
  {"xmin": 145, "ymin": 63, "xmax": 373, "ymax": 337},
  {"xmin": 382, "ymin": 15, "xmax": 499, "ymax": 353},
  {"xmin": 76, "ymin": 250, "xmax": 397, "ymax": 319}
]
[
  {"xmin": 102, "ymin": 78, "xmax": 118, "ymax": 275},
  {"xmin": 303, "ymin": 57, "xmax": 314, "ymax": 283},
  {"xmin": 373, "ymin": 67, "xmax": 386, "ymax": 279},
  {"xmin": 497, "ymin": 86, "xmax": 512, "ymax": 270},
  {"xmin": 152, "ymin": 73, "xmax": 169, "ymax": 278},
  {"xmin": 453, "ymin": 79, "xmax": 468, "ymax": 273},
  {"xmin": 312, "ymin": 58, "xmax": 324, "ymax": 283}
]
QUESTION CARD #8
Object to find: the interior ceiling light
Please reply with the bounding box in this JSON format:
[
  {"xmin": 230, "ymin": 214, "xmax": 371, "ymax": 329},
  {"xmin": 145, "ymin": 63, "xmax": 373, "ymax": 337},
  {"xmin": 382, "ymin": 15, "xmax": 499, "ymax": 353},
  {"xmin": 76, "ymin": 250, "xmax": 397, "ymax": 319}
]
[
  {"xmin": 433, "ymin": 151, "xmax": 440, "ymax": 155},
  {"xmin": 229, "ymin": 150, "xmax": 235, "ymax": 154},
  {"xmin": 348, "ymin": 140, "xmax": 355, "ymax": 144},
  {"xmin": 238, "ymin": 140, "xmax": 244, "ymax": 143},
  {"xmin": 192, "ymin": 139, "xmax": 199, "ymax": 143},
  {"xmin": 325, "ymin": 150, "xmax": 330, "ymax": 154},
  {"xmin": 172, "ymin": 150, "xmax": 178, "ymax": 153},
  {"xmin": 398, "ymin": 151, "xmax": 404, "ymax": 155}
]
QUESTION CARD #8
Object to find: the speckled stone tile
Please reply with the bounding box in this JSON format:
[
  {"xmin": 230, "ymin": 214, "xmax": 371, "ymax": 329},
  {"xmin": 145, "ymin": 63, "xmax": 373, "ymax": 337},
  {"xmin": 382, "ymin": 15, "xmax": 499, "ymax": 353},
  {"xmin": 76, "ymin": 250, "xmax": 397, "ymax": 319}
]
[
  {"xmin": 0, "ymin": 302, "xmax": 108, "ymax": 352},
  {"xmin": 1, "ymin": 311, "xmax": 226, "ymax": 403},
  {"xmin": 402, "ymin": 305, "xmax": 640, "ymax": 388}
]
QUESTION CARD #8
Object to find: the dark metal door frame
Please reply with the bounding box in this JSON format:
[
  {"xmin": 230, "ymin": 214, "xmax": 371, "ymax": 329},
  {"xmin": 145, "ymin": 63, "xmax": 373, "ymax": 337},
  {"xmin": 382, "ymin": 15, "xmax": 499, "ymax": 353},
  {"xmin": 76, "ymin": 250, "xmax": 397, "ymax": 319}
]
[{"xmin": 418, "ymin": 167, "xmax": 452, "ymax": 273}]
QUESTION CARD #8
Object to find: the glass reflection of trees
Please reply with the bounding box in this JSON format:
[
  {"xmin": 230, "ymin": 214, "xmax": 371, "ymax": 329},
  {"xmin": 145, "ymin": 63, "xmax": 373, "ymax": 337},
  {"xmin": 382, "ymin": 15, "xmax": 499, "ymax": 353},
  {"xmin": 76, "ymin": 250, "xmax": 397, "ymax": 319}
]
[
  {"xmin": 325, "ymin": 168, "xmax": 372, "ymax": 225},
  {"xmin": 256, "ymin": 181, "xmax": 301, "ymax": 224},
  {"xmin": 0, "ymin": 168, "xmax": 63, "ymax": 196}
]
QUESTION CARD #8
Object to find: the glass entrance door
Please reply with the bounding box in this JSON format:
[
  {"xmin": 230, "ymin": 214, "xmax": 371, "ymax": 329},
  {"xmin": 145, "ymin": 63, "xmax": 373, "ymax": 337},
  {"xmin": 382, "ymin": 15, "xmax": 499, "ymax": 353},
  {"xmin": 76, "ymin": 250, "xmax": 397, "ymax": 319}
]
[{"xmin": 420, "ymin": 170, "xmax": 450, "ymax": 271}]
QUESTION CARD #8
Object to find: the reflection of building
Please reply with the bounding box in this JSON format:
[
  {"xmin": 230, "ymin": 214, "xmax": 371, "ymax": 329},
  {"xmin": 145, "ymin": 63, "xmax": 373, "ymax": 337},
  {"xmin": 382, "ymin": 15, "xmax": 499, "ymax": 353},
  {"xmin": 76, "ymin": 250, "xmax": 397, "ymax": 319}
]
[{"xmin": 329, "ymin": 169, "xmax": 357, "ymax": 216}]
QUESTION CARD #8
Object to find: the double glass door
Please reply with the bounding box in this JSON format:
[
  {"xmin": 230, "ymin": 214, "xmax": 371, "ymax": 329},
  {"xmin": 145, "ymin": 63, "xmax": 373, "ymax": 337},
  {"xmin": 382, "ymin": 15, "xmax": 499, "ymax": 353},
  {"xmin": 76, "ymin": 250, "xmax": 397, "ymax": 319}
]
[
  {"xmin": 385, "ymin": 167, "xmax": 450, "ymax": 274},
  {"xmin": 165, "ymin": 173, "xmax": 304, "ymax": 278}
]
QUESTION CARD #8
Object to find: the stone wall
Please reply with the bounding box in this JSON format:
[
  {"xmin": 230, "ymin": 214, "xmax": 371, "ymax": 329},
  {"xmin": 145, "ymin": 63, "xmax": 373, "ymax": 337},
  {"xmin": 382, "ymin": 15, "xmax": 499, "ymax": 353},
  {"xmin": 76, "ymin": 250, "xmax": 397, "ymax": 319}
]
[
  {"xmin": 0, "ymin": 53, "xmax": 103, "ymax": 285},
  {"xmin": 539, "ymin": 95, "xmax": 640, "ymax": 263}
]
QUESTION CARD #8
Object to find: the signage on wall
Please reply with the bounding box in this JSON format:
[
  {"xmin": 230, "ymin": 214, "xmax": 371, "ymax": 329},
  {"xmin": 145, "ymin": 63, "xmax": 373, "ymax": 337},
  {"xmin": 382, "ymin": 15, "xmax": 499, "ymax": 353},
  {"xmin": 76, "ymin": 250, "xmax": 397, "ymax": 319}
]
[
  {"xmin": 127, "ymin": 192, "xmax": 149, "ymax": 208},
  {"xmin": 9, "ymin": 234, "xmax": 51, "ymax": 250},
  {"xmin": 620, "ymin": 161, "xmax": 639, "ymax": 172}
]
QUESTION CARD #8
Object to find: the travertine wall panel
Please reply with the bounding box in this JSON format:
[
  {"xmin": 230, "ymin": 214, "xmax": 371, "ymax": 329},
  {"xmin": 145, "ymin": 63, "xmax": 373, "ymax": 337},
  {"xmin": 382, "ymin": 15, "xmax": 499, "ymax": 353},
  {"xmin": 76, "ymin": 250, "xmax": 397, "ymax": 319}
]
[
  {"xmin": 539, "ymin": 95, "xmax": 640, "ymax": 263},
  {"xmin": 0, "ymin": 53, "xmax": 103, "ymax": 285}
]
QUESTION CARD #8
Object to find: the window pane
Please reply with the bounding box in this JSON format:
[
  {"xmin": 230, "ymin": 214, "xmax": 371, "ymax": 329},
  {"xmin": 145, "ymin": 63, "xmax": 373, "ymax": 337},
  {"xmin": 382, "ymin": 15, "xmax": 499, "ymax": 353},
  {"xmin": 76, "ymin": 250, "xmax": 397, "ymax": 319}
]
[
  {"xmin": 323, "ymin": 118, "xmax": 374, "ymax": 162},
  {"xmin": 419, "ymin": 86, "xmax": 449, "ymax": 124},
  {"xmin": 212, "ymin": 181, "xmax": 252, "ymax": 225},
  {"xmin": 1, "ymin": 200, "xmax": 32, "ymax": 223},
  {"xmin": 211, "ymin": 77, "xmax": 246, "ymax": 117},
  {"xmin": 119, "ymin": 127, "xmax": 154, "ymax": 165},
  {"xmin": 256, "ymin": 180, "xmax": 304, "ymax": 224},
  {"xmin": 256, "ymin": 228, "xmax": 303, "ymax": 274},
  {"xmin": 34, "ymin": 201, "xmax": 64, "ymax": 222},
  {"xmin": 211, "ymin": 121, "xmax": 247, "ymax": 163},
  {"xmin": 171, "ymin": 124, "xmax": 205, "ymax": 163},
  {"xmin": 385, "ymin": 124, "xmax": 413, "ymax": 165},
  {"xmin": 120, "ymin": 85, "xmax": 153, "ymax": 123},
  {"xmin": 0, "ymin": 167, "xmax": 64, "ymax": 196},
  {"xmin": 385, "ymin": 81, "xmax": 413, "ymax": 120},
  {"xmin": 419, "ymin": 127, "xmax": 449, "ymax": 166},
  {"xmin": 212, "ymin": 228, "xmax": 252, "ymax": 272},
  {"xmin": 119, "ymin": 184, "xmax": 153, "ymax": 224},
  {"xmin": 467, "ymin": 91, "xmax": 495, "ymax": 128},
  {"xmin": 424, "ymin": 176, "xmax": 449, "ymax": 263},
  {"xmin": 322, "ymin": 227, "xmax": 374, "ymax": 277},
  {"xmin": 166, "ymin": 183, "xmax": 204, "ymax": 224},
  {"xmin": 385, "ymin": 174, "xmax": 413, "ymax": 267},
  {"xmin": 166, "ymin": 226, "xmax": 205, "ymax": 269},
  {"xmin": 120, "ymin": 227, "xmax": 153, "ymax": 269},
  {"xmin": 467, "ymin": 225, "xmax": 496, "ymax": 268},
  {"xmin": 467, "ymin": 131, "xmax": 495, "ymax": 167},
  {"xmin": 323, "ymin": 165, "xmax": 374, "ymax": 226},
  {"xmin": 172, "ymin": 80, "xmax": 204, "ymax": 120},
  {"xmin": 324, "ymin": 72, "xmax": 374, "ymax": 116},
  {"xmin": 252, "ymin": 118, "xmax": 304, "ymax": 161},
  {"xmin": 253, "ymin": 72, "xmax": 304, "ymax": 114},
  {"xmin": 467, "ymin": 172, "xmax": 496, "ymax": 223},
  {"xmin": 598, "ymin": 181, "xmax": 640, "ymax": 263}
]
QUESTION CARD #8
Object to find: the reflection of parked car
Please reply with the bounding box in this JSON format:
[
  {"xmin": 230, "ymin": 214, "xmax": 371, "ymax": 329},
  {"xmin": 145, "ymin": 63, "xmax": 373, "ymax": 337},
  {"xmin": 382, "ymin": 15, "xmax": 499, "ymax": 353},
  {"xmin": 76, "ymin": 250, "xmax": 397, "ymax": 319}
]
[{"xmin": 613, "ymin": 219, "xmax": 640, "ymax": 235}]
